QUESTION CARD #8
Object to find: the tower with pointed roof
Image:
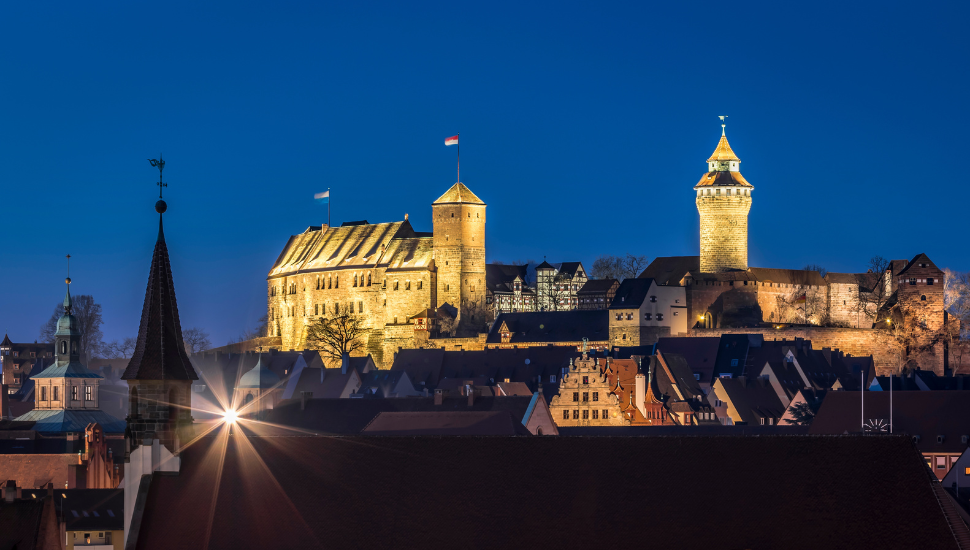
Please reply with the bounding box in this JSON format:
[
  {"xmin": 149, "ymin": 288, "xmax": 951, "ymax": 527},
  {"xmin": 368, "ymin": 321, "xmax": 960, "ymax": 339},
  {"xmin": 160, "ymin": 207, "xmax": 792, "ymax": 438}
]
[
  {"xmin": 432, "ymin": 182, "xmax": 486, "ymax": 328},
  {"xmin": 121, "ymin": 178, "xmax": 199, "ymax": 455},
  {"xmin": 694, "ymin": 122, "xmax": 754, "ymax": 273}
]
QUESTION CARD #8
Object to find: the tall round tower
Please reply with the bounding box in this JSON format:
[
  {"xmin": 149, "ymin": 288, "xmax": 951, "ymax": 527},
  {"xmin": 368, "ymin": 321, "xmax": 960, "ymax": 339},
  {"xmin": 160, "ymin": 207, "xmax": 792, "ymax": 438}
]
[
  {"xmin": 695, "ymin": 123, "xmax": 753, "ymax": 273},
  {"xmin": 432, "ymin": 182, "xmax": 486, "ymax": 320}
]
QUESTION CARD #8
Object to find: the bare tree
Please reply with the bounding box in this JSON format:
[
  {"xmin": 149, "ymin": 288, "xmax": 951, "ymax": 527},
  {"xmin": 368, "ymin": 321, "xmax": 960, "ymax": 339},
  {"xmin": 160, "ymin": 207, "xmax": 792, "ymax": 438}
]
[
  {"xmin": 305, "ymin": 314, "xmax": 365, "ymax": 365},
  {"xmin": 802, "ymin": 264, "xmax": 827, "ymax": 278},
  {"xmin": 102, "ymin": 337, "xmax": 136, "ymax": 359},
  {"xmin": 857, "ymin": 256, "xmax": 892, "ymax": 325},
  {"xmin": 40, "ymin": 294, "xmax": 104, "ymax": 362},
  {"xmin": 182, "ymin": 328, "xmax": 212, "ymax": 354},
  {"xmin": 592, "ymin": 254, "xmax": 649, "ymax": 281},
  {"xmin": 510, "ymin": 259, "xmax": 539, "ymax": 285},
  {"xmin": 228, "ymin": 314, "xmax": 270, "ymax": 344}
]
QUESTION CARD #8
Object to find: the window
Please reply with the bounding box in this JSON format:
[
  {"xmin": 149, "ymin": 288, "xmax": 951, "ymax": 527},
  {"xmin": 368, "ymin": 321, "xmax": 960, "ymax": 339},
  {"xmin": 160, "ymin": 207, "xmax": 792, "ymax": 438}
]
[
  {"xmin": 358, "ymin": 301, "xmax": 363, "ymax": 312},
  {"xmin": 394, "ymin": 281, "xmax": 399, "ymax": 290},
  {"xmin": 572, "ymin": 392, "xmax": 579, "ymax": 402},
  {"xmin": 60, "ymin": 341, "xmax": 67, "ymax": 354},
  {"xmin": 418, "ymin": 280, "xmax": 423, "ymax": 290},
  {"xmin": 582, "ymin": 410, "xmax": 589, "ymax": 419},
  {"xmin": 334, "ymin": 303, "xmax": 340, "ymax": 315},
  {"xmin": 549, "ymin": 375, "xmax": 556, "ymax": 383},
  {"xmin": 41, "ymin": 387, "xmax": 47, "ymax": 401},
  {"xmin": 563, "ymin": 410, "xmax": 569, "ymax": 420},
  {"xmin": 315, "ymin": 304, "xmax": 319, "ymax": 315},
  {"xmin": 582, "ymin": 376, "xmax": 588, "ymax": 385},
  {"xmin": 582, "ymin": 392, "xmax": 589, "ymax": 402},
  {"xmin": 786, "ymin": 355, "xmax": 794, "ymax": 363},
  {"xmin": 673, "ymin": 311, "xmax": 679, "ymax": 316},
  {"xmin": 656, "ymin": 313, "xmax": 664, "ymax": 321},
  {"xmin": 927, "ymin": 278, "xmax": 934, "ymax": 285},
  {"xmin": 405, "ymin": 280, "xmax": 411, "ymax": 290},
  {"xmin": 592, "ymin": 410, "xmax": 599, "ymax": 419},
  {"xmin": 593, "ymin": 392, "xmax": 599, "ymax": 402},
  {"xmin": 650, "ymin": 296, "xmax": 657, "ymax": 302},
  {"xmin": 626, "ymin": 313, "xmax": 633, "ymax": 320},
  {"xmin": 572, "ymin": 410, "xmax": 579, "ymax": 419},
  {"xmin": 53, "ymin": 387, "xmax": 59, "ymax": 401},
  {"xmin": 909, "ymin": 278, "xmax": 916, "ymax": 285},
  {"xmin": 602, "ymin": 409, "xmax": 608, "ymax": 419},
  {"xmin": 921, "ymin": 295, "xmax": 926, "ymax": 301},
  {"xmin": 615, "ymin": 314, "xmax": 622, "ymax": 321},
  {"xmin": 348, "ymin": 302, "xmax": 354, "ymax": 314},
  {"xmin": 965, "ymin": 467, "xmax": 970, "ymax": 476},
  {"xmin": 937, "ymin": 457, "xmax": 947, "ymax": 469},
  {"xmin": 644, "ymin": 313, "xmax": 652, "ymax": 321},
  {"xmin": 622, "ymin": 334, "xmax": 627, "ymax": 340},
  {"xmin": 730, "ymin": 359, "xmax": 739, "ymax": 367},
  {"xmin": 72, "ymin": 386, "xmax": 79, "ymax": 401},
  {"xmin": 335, "ymin": 276, "xmax": 339, "ymax": 288},
  {"xmin": 84, "ymin": 386, "xmax": 92, "ymax": 401}
]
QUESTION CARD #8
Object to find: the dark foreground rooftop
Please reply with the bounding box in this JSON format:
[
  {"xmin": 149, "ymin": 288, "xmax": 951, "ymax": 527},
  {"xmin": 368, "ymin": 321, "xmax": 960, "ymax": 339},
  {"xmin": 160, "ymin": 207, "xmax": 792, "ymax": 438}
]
[{"xmin": 134, "ymin": 431, "xmax": 957, "ymax": 550}]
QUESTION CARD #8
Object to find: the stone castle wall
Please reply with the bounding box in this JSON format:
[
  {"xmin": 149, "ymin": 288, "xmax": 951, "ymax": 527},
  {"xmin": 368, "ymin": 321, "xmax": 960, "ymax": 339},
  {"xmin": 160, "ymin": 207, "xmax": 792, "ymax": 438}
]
[{"xmin": 697, "ymin": 194, "xmax": 750, "ymax": 273}]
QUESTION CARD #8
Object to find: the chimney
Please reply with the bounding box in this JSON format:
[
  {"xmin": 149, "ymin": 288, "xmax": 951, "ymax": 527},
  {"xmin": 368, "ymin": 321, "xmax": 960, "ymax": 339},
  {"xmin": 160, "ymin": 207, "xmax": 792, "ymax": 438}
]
[
  {"xmin": 4, "ymin": 480, "xmax": 17, "ymax": 503},
  {"xmin": 341, "ymin": 352, "xmax": 350, "ymax": 374},
  {"xmin": 434, "ymin": 389, "xmax": 443, "ymax": 406},
  {"xmin": 0, "ymin": 384, "xmax": 9, "ymax": 421},
  {"xmin": 635, "ymin": 373, "xmax": 646, "ymax": 417},
  {"xmin": 467, "ymin": 385, "xmax": 475, "ymax": 406}
]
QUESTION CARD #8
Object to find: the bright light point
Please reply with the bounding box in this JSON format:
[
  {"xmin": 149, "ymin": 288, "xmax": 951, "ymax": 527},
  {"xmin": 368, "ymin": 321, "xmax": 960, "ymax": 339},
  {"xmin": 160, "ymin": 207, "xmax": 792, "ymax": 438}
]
[{"xmin": 223, "ymin": 409, "xmax": 238, "ymax": 423}]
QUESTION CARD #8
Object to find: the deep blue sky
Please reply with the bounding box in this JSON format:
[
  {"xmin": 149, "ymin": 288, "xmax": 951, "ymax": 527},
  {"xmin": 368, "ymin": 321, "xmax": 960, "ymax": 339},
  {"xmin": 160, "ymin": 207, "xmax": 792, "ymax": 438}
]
[{"xmin": 1, "ymin": 1, "xmax": 967, "ymax": 347}]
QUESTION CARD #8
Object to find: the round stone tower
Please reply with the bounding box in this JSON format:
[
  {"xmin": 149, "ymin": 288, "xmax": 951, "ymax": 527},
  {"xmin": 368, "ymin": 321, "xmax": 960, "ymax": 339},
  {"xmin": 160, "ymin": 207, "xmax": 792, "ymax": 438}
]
[
  {"xmin": 432, "ymin": 182, "xmax": 486, "ymax": 321},
  {"xmin": 694, "ymin": 123, "xmax": 754, "ymax": 273}
]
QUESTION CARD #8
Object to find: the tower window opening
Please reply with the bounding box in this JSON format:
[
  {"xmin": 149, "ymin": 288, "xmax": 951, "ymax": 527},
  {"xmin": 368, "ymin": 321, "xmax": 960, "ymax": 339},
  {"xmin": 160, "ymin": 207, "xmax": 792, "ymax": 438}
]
[{"xmin": 921, "ymin": 295, "xmax": 927, "ymax": 301}]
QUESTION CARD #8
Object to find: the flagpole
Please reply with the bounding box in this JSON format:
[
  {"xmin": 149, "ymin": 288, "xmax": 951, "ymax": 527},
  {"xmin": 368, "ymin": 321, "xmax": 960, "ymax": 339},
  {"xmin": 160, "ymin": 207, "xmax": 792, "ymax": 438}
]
[
  {"xmin": 457, "ymin": 133, "xmax": 460, "ymax": 183},
  {"xmin": 328, "ymin": 187, "xmax": 331, "ymax": 227}
]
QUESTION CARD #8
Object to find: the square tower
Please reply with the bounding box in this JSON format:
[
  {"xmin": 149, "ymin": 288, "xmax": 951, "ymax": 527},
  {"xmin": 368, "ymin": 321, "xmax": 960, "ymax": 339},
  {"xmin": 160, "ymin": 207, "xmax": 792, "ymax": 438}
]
[
  {"xmin": 432, "ymin": 183, "xmax": 486, "ymax": 326},
  {"xmin": 694, "ymin": 125, "xmax": 754, "ymax": 273}
]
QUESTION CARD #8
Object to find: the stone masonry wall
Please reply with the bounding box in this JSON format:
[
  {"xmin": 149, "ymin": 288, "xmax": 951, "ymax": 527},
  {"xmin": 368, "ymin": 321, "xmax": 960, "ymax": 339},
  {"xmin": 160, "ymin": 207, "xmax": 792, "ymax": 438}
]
[{"xmin": 697, "ymin": 194, "xmax": 750, "ymax": 273}]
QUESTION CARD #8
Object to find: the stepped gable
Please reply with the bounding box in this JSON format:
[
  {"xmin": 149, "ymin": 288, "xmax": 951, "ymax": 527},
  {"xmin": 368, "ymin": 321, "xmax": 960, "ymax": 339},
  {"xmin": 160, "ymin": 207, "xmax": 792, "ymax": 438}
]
[{"xmin": 122, "ymin": 217, "xmax": 198, "ymax": 381}]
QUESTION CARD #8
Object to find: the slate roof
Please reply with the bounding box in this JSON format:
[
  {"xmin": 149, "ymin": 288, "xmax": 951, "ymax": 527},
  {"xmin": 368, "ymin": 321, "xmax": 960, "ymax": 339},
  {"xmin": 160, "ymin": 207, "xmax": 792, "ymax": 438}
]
[
  {"xmin": 810, "ymin": 391, "xmax": 970, "ymax": 453},
  {"xmin": 556, "ymin": 262, "xmax": 584, "ymax": 278},
  {"xmin": 32, "ymin": 362, "xmax": 102, "ymax": 379},
  {"xmin": 122, "ymin": 216, "xmax": 199, "ymax": 381},
  {"xmin": 486, "ymin": 311, "xmax": 609, "ymax": 344},
  {"xmin": 485, "ymin": 264, "xmax": 528, "ymax": 293},
  {"xmin": 356, "ymin": 370, "xmax": 412, "ymax": 398},
  {"xmin": 61, "ymin": 489, "xmax": 124, "ymax": 532},
  {"xmin": 263, "ymin": 396, "xmax": 538, "ymax": 435},
  {"xmin": 693, "ymin": 170, "xmax": 753, "ymax": 189},
  {"xmin": 535, "ymin": 261, "xmax": 555, "ymax": 270},
  {"xmin": 609, "ymin": 278, "xmax": 654, "ymax": 309},
  {"xmin": 0, "ymin": 334, "xmax": 11, "ymax": 347},
  {"xmin": 360, "ymin": 411, "xmax": 532, "ymax": 436},
  {"xmin": 716, "ymin": 376, "xmax": 787, "ymax": 424},
  {"xmin": 578, "ymin": 279, "xmax": 618, "ymax": 293},
  {"xmin": 654, "ymin": 337, "xmax": 720, "ymax": 384},
  {"xmin": 12, "ymin": 409, "xmax": 127, "ymax": 434},
  {"xmin": 638, "ymin": 256, "xmax": 699, "ymax": 285},
  {"xmin": 133, "ymin": 434, "xmax": 960, "ymax": 550},
  {"xmin": 432, "ymin": 182, "xmax": 485, "ymax": 205}
]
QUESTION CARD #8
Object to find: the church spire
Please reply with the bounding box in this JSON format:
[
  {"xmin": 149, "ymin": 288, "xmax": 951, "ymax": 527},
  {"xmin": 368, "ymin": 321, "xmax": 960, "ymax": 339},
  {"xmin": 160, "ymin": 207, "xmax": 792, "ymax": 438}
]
[{"xmin": 121, "ymin": 159, "xmax": 198, "ymax": 382}]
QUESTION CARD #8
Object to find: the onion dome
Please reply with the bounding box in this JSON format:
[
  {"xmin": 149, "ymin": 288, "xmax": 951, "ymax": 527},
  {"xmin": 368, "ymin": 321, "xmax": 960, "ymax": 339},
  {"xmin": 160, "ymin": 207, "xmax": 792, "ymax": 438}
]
[{"xmin": 238, "ymin": 355, "xmax": 281, "ymax": 389}]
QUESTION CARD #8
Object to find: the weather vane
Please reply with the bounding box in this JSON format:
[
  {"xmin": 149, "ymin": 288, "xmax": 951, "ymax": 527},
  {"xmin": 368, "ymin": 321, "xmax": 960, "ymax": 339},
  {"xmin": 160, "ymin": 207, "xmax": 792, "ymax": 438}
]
[
  {"xmin": 148, "ymin": 155, "xmax": 167, "ymax": 199},
  {"xmin": 718, "ymin": 115, "xmax": 728, "ymax": 135}
]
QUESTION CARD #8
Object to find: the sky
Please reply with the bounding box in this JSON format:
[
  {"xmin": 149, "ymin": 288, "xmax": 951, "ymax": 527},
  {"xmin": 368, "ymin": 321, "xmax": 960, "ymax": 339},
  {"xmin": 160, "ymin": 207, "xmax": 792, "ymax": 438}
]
[{"xmin": 1, "ymin": 1, "xmax": 968, "ymax": 347}]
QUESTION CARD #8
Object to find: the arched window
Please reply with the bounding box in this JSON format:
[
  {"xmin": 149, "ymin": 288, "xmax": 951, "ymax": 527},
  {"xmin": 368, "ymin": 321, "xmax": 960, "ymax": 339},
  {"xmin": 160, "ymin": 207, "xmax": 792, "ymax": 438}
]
[
  {"xmin": 367, "ymin": 273, "xmax": 371, "ymax": 286},
  {"xmin": 921, "ymin": 295, "xmax": 927, "ymax": 301},
  {"xmin": 335, "ymin": 276, "xmax": 339, "ymax": 289},
  {"xmin": 354, "ymin": 275, "xmax": 358, "ymax": 287},
  {"xmin": 244, "ymin": 393, "xmax": 254, "ymax": 404},
  {"xmin": 60, "ymin": 341, "xmax": 67, "ymax": 354},
  {"xmin": 71, "ymin": 342, "xmax": 77, "ymax": 354}
]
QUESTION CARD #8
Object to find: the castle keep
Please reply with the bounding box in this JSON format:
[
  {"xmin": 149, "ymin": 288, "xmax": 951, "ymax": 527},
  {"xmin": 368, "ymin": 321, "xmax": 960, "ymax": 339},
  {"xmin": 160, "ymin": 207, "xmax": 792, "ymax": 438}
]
[
  {"xmin": 695, "ymin": 124, "xmax": 752, "ymax": 273},
  {"xmin": 267, "ymin": 182, "xmax": 486, "ymax": 366}
]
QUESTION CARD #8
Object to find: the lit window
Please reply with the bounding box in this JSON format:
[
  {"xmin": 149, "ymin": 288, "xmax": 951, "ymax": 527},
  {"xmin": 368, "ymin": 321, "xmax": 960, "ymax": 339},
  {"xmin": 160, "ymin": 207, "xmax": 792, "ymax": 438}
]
[
  {"xmin": 84, "ymin": 386, "xmax": 93, "ymax": 401},
  {"xmin": 592, "ymin": 410, "xmax": 599, "ymax": 419},
  {"xmin": 582, "ymin": 410, "xmax": 589, "ymax": 419},
  {"xmin": 563, "ymin": 410, "xmax": 569, "ymax": 420},
  {"xmin": 572, "ymin": 392, "xmax": 579, "ymax": 402},
  {"xmin": 582, "ymin": 392, "xmax": 589, "ymax": 402},
  {"xmin": 593, "ymin": 392, "xmax": 599, "ymax": 402},
  {"xmin": 572, "ymin": 410, "xmax": 579, "ymax": 419},
  {"xmin": 656, "ymin": 313, "xmax": 664, "ymax": 321}
]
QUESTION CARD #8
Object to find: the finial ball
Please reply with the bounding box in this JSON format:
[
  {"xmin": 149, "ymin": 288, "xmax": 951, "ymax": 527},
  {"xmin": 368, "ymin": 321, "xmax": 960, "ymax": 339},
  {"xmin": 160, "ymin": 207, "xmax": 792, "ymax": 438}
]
[
  {"xmin": 65, "ymin": 277, "xmax": 71, "ymax": 285},
  {"xmin": 155, "ymin": 200, "xmax": 168, "ymax": 214}
]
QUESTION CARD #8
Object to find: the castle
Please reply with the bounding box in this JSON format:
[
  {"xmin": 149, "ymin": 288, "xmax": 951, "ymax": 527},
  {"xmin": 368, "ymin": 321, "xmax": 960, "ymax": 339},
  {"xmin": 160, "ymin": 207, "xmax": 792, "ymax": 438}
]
[
  {"xmin": 267, "ymin": 182, "xmax": 487, "ymax": 366},
  {"xmin": 643, "ymin": 123, "xmax": 956, "ymax": 374}
]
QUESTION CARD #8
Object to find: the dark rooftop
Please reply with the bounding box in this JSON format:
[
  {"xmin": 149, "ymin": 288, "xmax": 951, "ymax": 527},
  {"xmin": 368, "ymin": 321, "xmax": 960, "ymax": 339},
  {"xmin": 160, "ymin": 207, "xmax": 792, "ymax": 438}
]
[{"xmin": 487, "ymin": 310, "xmax": 608, "ymax": 344}]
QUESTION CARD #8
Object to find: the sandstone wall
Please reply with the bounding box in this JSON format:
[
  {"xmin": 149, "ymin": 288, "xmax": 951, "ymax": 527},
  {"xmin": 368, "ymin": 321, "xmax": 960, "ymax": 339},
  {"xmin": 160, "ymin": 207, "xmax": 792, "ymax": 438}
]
[{"xmin": 696, "ymin": 194, "xmax": 750, "ymax": 273}]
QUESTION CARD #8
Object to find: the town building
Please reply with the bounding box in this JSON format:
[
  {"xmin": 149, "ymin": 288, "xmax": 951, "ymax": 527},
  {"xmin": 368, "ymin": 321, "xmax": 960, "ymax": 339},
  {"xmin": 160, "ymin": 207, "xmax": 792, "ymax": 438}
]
[
  {"xmin": 1, "ymin": 335, "xmax": 54, "ymax": 395},
  {"xmin": 267, "ymin": 182, "xmax": 488, "ymax": 366},
  {"xmin": 61, "ymin": 489, "xmax": 124, "ymax": 550},
  {"xmin": 549, "ymin": 351, "xmax": 623, "ymax": 426},
  {"xmin": 234, "ymin": 355, "xmax": 283, "ymax": 419},
  {"xmin": 536, "ymin": 261, "xmax": 587, "ymax": 311},
  {"xmin": 607, "ymin": 278, "xmax": 687, "ymax": 346},
  {"xmin": 485, "ymin": 263, "xmax": 536, "ymax": 317},
  {"xmin": 577, "ymin": 278, "xmax": 618, "ymax": 310},
  {"xmin": 487, "ymin": 310, "xmax": 609, "ymax": 350}
]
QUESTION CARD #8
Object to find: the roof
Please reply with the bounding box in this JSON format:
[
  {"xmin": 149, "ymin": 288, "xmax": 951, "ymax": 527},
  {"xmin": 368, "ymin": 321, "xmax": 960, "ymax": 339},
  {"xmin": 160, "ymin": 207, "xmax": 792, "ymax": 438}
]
[
  {"xmin": 12, "ymin": 410, "xmax": 127, "ymax": 434},
  {"xmin": 121, "ymin": 216, "xmax": 199, "ymax": 381},
  {"xmin": 639, "ymin": 256, "xmax": 699, "ymax": 285},
  {"xmin": 535, "ymin": 260, "xmax": 555, "ymax": 270},
  {"xmin": 432, "ymin": 182, "xmax": 485, "ymax": 205},
  {"xmin": 556, "ymin": 262, "xmax": 584, "ymax": 278},
  {"xmin": 360, "ymin": 411, "xmax": 532, "ymax": 436},
  {"xmin": 578, "ymin": 279, "xmax": 618, "ymax": 294},
  {"xmin": 32, "ymin": 362, "xmax": 101, "ymax": 379},
  {"xmin": 268, "ymin": 220, "xmax": 433, "ymax": 279},
  {"xmin": 133, "ymin": 434, "xmax": 960, "ymax": 550},
  {"xmin": 654, "ymin": 337, "xmax": 720, "ymax": 383},
  {"xmin": 747, "ymin": 268, "xmax": 827, "ymax": 286},
  {"xmin": 810, "ymin": 391, "xmax": 970, "ymax": 452},
  {"xmin": 0, "ymin": 498, "xmax": 52, "ymax": 550},
  {"xmin": 61, "ymin": 489, "xmax": 124, "ymax": 531},
  {"xmin": 486, "ymin": 310, "xmax": 609, "ymax": 344},
  {"xmin": 716, "ymin": 376, "xmax": 787, "ymax": 424},
  {"xmin": 485, "ymin": 264, "xmax": 528, "ymax": 292},
  {"xmin": 707, "ymin": 133, "xmax": 740, "ymax": 162},
  {"xmin": 1, "ymin": 334, "xmax": 11, "ymax": 347},
  {"xmin": 0, "ymin": 455, "xmax": 72, "ymax": 489},
  {"xmin": 291, "ymin": 368, "xmax": 358, "ymax": 399},
  {"xmin": 263, "ymin": 396, "xmax": 538, "ymax": 435},
  {"xmin": 609, "ymin": 278, "xmax": 655, "ymax": 309},
  {"xmin": 237, "ymin": 355, "xmax": 282, "ymax": 389},
  {"xmin": 693, "ymin": 170, "xmax": 753, "ymax": 188},
  {"xmin": 897, "ymin": 253, "xmax": 943, "ymax": 277}
]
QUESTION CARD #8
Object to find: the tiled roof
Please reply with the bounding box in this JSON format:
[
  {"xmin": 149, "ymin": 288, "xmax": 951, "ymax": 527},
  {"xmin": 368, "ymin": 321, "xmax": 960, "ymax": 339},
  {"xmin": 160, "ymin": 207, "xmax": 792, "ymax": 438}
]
[
  {"xmin": 432, "ymin": 182, "xmax": 485, "ymax": 205},
  {"xmin": 486, "ymin": 311, "xmax": 609, "ymax": 344},
  {"xmin": 133, "ymin": 434, "xmax": 960, "ymax": 550},
  {"xmin": 716, "ymin": 376, "xmax": 787, "ymax": 424},
  {"xmin": 655, "ymin": 337, "xmax": 720, "ymax": 384},
  {"xmin": 897, "ymin": 253, "xmax": 943, "ymax": 277},
  {"xmin": 121, "ymin": 217, "xmax": 199, "ymax": 381},
  {"xmin": 639, "ymin": 256, "xmax": 699, "ymax": 285},
  {"xmin": 707, "ymin": 134, "xmax": 740, "ymax": 162},
  {"xmin": 62, "ymin": 489, "xmax": 124, "ymax": 531},
  {"xmin": 578, "ymin": 279, "xmax": 618, "ymax": 293},
  {"xmin": 693, "ymin": 170, "xmax": 753, "ymax": 188}
]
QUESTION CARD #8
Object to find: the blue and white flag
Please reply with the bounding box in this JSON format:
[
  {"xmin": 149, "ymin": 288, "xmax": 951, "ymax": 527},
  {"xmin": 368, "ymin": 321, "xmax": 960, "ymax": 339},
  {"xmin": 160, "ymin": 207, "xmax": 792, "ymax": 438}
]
[{"xmin": 314, "ymin": 190, "xmax": 330, "ymax": 204}]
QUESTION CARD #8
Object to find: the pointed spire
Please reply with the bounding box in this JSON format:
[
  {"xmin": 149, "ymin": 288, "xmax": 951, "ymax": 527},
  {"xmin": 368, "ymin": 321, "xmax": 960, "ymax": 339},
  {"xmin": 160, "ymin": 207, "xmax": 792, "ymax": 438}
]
[
  {"xmin": 122, "ymin": 160, "xmax": 198, "ymax": 382},
  {"xmin": 63, "ymin": 254, "xmax": 73, "ymax": 314}
]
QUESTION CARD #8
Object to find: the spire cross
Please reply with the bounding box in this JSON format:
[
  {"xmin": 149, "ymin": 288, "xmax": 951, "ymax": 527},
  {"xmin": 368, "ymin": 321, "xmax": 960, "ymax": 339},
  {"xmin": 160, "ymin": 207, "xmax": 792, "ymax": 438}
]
[{"xmin": 148, "ymin": 155, "xmax": 167, "ymax": 198}]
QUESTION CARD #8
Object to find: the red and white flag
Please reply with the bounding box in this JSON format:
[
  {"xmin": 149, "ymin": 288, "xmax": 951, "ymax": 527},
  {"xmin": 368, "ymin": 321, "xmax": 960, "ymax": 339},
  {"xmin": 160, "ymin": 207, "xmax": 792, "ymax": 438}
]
[{"xmin": 444, "ymin": 135, "xmax": 459, "ymax": 146}]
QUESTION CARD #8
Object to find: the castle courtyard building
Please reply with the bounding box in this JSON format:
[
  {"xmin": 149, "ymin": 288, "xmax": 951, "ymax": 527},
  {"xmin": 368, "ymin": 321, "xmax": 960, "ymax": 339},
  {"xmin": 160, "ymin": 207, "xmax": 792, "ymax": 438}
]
[{"xmin": 267, "ymin": 182, "xmax": 487, "ymax": 367}]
